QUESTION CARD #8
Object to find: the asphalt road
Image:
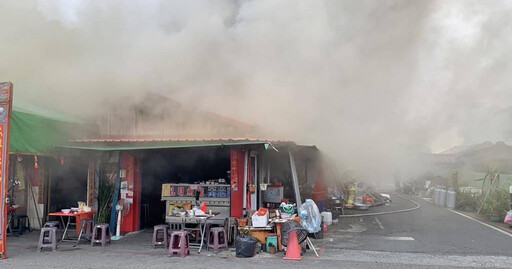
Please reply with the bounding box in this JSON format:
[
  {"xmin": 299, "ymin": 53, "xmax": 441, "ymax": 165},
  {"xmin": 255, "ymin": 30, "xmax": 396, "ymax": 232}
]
[
  {"xmin": 323, "ymin": 194, "xmax": 512, "ymax": 267},
  {"xmin": 2, "ymin": 194, "xmax": 512, "ymax": 268}
]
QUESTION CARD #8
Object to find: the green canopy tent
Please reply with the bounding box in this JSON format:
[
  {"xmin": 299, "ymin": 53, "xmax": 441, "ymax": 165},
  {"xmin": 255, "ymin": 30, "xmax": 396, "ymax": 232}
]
[{"xmin": 10, "ymin": 106, "xmax": 98, "ymax": 156}]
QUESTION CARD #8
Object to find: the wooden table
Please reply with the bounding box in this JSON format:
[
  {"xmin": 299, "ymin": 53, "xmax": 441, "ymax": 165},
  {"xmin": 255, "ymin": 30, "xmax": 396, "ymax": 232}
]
[
  {"xmin": 49, "ymin": 211, "xmax": 95, "ymax": 245},
  {"xmin": 239, "ymin": 225, "xmax": 274, "ymax": 244},
  {"xmin": 165, "ymin": 214, "xmax": 217, "ymax": 254}
]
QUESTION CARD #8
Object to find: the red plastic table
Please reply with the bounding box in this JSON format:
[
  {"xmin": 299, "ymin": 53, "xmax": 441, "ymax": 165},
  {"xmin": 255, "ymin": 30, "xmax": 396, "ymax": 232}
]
[{"xmin": 49, "ymin": 211, "xmax": 96, "ymax": 245}]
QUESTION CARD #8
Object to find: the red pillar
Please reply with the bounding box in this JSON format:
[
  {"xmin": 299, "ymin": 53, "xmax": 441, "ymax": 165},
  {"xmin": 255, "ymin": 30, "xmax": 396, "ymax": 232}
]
[
  {"xmin": 230, "ymin": 149, "xmax": 245, "ymax": 218},
  {"xmin": 120, "ymin": 152, "xmax": 141, "ymax": 233}
]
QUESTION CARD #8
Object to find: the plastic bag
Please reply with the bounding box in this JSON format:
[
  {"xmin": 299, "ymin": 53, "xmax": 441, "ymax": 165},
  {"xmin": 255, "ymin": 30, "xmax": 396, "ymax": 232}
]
[
  {"xmin": 298, "ymin": 199, "xmax": 321, "ymax": 233},
  {"xmin": 236, "ymin": 236, "xmax": 258, "ymax": 258},
  {"xmin": 504, "ymin": 211, "xmax": 512, "ymax": 225}
]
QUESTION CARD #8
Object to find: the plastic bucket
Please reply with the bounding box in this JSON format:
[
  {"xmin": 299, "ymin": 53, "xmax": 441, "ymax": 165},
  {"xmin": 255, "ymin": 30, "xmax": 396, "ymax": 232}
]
[{"xmin": 321, "ymin": 212, "xmax": 333, "ymax": 225}]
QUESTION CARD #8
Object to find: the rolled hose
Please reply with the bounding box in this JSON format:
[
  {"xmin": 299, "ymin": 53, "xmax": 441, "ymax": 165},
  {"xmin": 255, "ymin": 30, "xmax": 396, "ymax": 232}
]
[{"xmin": 339, "ymin": 193, "xmax": 420, "ymax": 218}]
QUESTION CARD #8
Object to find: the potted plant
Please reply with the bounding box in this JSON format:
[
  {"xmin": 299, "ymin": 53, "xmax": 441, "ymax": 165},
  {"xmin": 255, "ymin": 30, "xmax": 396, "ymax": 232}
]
[
  {"xmin": 239, "ymin": 225, "xmax": 251, "ymax": 236},
  {"xmin": 238, "ymin": 218, "xmax": 248, "ymax": 227},
  {"xmin": 268, "ymin": 242, "xmax": 276, "ymax": 254},
  {"xmin": 481, "ymin": 188, "xmax": 509, "ymax": 222}
]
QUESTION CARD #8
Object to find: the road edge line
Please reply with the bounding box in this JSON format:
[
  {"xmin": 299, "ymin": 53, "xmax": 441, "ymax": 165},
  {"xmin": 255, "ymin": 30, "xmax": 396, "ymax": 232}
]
[{"xmin": 447, "ymin": 209, "xmax": 512, "ymax": 238}]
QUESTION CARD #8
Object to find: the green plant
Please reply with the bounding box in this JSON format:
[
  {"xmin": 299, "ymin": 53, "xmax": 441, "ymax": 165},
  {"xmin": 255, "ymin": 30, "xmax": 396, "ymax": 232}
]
[
  {"xmin": 481, "ymin": 188, "xmax": 509, "ymax": 217},
  {"xmin": 239, "ymin": 226, "xmax": 252, "ymax": 236},
  {"xmin": 96, "ymin": 172, "xmax": 116, "ymax": 224},
  {"xmin": 455, "ymin": 191, "xmax": 482, "ymax": 212}
]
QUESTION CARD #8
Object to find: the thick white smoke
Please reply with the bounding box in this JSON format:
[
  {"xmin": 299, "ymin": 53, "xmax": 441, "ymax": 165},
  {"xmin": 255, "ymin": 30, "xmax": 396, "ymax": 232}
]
[{"xmin": 1, "ymin": 0, "xmax": 512, "ymax": 182}]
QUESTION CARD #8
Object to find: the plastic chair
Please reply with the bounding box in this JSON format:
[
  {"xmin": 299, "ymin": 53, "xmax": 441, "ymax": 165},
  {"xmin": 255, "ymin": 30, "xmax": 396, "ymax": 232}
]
[
  {"xmin": 91, "ymin": 223, "xmax": 111, "ymax": 247},
  {"xmin": 37, "ymin": 227, "xmax": 57, "ymax": 252},
  {"xmin": 152, "ymin": 224, "xmax": 169, "ymax": 248},
  {"xmin": 168, "ymin": 231, "xmax": 190, "ymax": 258},
  {"xmin": 207, "ymin": 227, "xmax": 228, "ymax": 253}
]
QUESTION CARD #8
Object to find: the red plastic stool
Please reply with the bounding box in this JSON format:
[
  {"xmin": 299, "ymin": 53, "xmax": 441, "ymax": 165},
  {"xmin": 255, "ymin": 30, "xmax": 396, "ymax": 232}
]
[
  {"xmin": 168, "ymin": 231, "xmax": 190, "ymax": 258},
  {"xmin": 207, "ymin": 227, "xmax": 228, "ymax": 253},
  {"xmin": 152, "ymin": 224, "xmax": 169, "ymax": 248}
]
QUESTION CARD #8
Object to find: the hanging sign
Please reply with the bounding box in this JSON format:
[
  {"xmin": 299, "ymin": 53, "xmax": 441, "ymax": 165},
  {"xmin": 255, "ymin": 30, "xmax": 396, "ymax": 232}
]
[{"xmin": 0, "ymin": 82, "xmax": 13, "ymax": 259}]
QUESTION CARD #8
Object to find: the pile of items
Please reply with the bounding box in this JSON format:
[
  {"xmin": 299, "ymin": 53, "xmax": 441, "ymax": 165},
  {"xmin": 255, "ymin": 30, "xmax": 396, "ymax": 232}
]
[{"xmin": 235, "ymin": 199, "xmax": 321, "ymax": 260}]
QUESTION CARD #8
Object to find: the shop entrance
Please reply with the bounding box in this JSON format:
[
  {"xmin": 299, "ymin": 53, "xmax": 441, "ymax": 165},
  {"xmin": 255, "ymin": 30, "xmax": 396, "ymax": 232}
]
[
  {"xmin": 140, "ymin": 147, "xmax": 230, "ymax": 228},
  {"xmin": 48, "ymin": 157, "xmax": 89, "ymax": 216}
]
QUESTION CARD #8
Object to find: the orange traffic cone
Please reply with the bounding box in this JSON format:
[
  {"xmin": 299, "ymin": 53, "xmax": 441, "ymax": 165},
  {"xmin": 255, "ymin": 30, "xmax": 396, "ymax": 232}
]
[{"xmin": 283, "ymin": 231, "xmax": 303, "ymax": 261}]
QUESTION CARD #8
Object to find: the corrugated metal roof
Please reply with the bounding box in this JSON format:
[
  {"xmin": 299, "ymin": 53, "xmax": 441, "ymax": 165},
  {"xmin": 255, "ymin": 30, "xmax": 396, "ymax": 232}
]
[
  {"xmin": 61, "ymin": 137, "xmax": 295, "ymax": 151},
  {"xmin": 70, "ymin": 137, "xmax": 293, "ymax": 143}
]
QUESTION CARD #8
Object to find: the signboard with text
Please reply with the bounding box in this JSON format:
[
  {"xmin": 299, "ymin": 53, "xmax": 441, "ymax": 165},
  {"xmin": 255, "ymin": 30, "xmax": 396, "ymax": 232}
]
[{"xmin": 0, "ymin": 82, "xmax": 13, "ymax": 259}]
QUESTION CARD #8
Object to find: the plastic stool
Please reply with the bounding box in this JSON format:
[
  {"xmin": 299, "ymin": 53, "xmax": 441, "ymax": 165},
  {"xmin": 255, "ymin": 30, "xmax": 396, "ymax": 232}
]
[
  {"xmin": 152, "ymin": 224, "xmax": 168, "ymax": 248},
  {"xmin": 266, "ymin": 234, "xmax": 278, "ymax": 253},
  {"xmin": 44, "ymin": 221, "xmax": 60, "ymax": 228},
  {"xmin": 17, "ymin": 215, "xmax": 31, "ymax": 235},
  {"xmin": 207, "ymin": 227, "xmax": 228, "ymax": 253},
  {"xmin": 91, "ymin": 223, "xmax": 111, "ymax": 247},
  {"xmin": 168, "ymin": 231, "xmax": 190, "ymax": 258},
  {"xmin": 37, "ymin": 227, "xmax": 57, "ymax": 252},
  {"xmin": 78, "ymin": 219, "xmax": 94, "ymax": 241},
  {"xmin": 224, "ymin": 217, "xmax": 238, "ymax": 245}
]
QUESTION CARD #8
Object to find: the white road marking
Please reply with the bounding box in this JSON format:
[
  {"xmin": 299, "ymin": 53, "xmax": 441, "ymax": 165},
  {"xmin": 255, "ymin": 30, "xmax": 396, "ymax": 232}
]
[
  {"xmin": 447, "ymin": 209, "xmax": 512, "ymax": 238},
  {"xmin": 324, "ymin": 249, "xmax": 512, "ymax": 268},
  {"xmin": 384, "ymin": 236, "xmax": 415, "ymax": 241},
  {"xmin": 374, "ymin": 217, "xmax": 384, "ymax": 230}
]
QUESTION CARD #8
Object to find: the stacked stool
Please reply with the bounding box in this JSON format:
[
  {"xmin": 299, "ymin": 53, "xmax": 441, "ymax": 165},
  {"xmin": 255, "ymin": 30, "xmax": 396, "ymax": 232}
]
[
  {"xmin": 44, "ymin": 221, "xmax": 60, "ymax": 228},
  {"xmin": 168, "ymin": 231, "xmax": 190, "ymax": 258},
  {"xmin": 91, "ymin": 223, "xmax": 111, "ymax": 247},
  {"xmin": 37, "ymin": 227, "xmax": 57, "ymax": 252},
  {"xmin": 207, "ymin": 227, "xmax": 228, "ymax": 253},
  {"xmin": 224, "ymin": 217, "xmax": 238, "ymax": 245},
  {"xmin": 152, "ymin": 224, "xmax": 169, "ymax": 248}
]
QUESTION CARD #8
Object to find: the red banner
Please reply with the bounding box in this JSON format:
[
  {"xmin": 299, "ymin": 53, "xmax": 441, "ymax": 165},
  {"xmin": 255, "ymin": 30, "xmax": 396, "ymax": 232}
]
[
  {"xmin": 230, "ymin": 150, "xmax": 238, "ymax": 191},
  {"xmin": 0, "ymin": 82, "xmax": 13, "ymax": 259}
]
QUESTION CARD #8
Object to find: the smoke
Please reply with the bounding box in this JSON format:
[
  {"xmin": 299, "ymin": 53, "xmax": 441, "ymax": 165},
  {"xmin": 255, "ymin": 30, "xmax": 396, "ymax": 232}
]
[{"xmin": 1, "ymin": 0, "xmax": 512, "ymax": 181}]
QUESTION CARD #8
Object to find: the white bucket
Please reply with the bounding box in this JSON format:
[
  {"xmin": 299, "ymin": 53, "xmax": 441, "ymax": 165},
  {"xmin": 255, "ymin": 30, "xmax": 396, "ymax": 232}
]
[{"xmin": 321, "ymin": 212, "xmax": 333, "ymax": 225}]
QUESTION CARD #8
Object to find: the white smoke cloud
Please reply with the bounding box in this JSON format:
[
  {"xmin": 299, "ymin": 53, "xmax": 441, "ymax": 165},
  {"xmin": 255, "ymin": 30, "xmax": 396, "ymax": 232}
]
[{"xmin": 1, "ymin": 0, "xmax": 511, "ymax": 181}]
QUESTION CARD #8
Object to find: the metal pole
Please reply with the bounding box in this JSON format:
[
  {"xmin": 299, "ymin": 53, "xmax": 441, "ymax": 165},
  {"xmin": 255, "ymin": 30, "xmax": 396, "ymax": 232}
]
[
  {"xmin": 289, "ymin": 149, "xmax": 302, "ymax": 208},
  {"xmin": 242, "ymin": 150, "xmax": 248, "ymax": 214}
]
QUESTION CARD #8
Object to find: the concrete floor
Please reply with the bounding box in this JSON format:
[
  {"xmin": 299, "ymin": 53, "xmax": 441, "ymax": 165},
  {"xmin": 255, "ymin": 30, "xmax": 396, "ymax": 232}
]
[{"xmin": 2, "ymin": 194, "xmax": 512, "ymax": 268}]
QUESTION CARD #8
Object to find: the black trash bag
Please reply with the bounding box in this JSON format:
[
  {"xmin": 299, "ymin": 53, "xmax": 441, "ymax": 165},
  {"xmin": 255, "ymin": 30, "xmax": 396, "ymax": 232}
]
[{"xmin": 236, "ymin": 236, "xmax": 258, "ymax": 258}]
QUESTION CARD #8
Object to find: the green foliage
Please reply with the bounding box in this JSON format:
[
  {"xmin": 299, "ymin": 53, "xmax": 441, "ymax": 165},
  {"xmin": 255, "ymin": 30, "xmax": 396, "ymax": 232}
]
[
  {"xmin": 97, "ymin": 173, "xmax": 116, "ymax": 224},
  {"xmin": 481, "ymin": 188, "xmax": 509, "ymax": 217},
  {"xmin": 455, "ymin": 191, "xmax": 481, "ymax": 212},
  {"xmin": 239, "ymin": 226, "xmax": 252, "ymax": 236}
]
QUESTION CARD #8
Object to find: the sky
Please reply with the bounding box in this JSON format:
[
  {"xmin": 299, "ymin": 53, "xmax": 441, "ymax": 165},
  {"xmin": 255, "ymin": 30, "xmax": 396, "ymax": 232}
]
[{"xmin": 1, "ymin": 0, "xmax": 512, "ymax": 181}]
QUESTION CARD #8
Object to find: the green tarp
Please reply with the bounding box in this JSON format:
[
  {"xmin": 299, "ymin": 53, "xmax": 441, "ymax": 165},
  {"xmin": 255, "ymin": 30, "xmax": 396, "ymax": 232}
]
[{"xmin": 10, "ymin": 108, "xmax": 97, "ymax": 155}]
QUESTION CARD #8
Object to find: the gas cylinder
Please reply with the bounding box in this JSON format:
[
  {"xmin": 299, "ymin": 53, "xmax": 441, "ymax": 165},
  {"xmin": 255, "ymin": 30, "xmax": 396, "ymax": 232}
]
[{"xmin": 446, "ymin": 189, "xmax": 456, "ymax": 209}]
